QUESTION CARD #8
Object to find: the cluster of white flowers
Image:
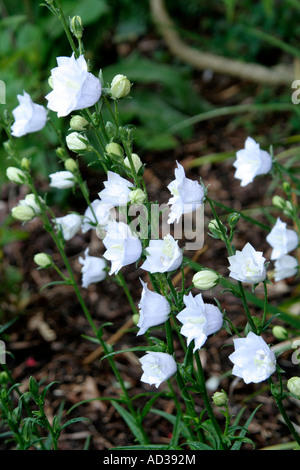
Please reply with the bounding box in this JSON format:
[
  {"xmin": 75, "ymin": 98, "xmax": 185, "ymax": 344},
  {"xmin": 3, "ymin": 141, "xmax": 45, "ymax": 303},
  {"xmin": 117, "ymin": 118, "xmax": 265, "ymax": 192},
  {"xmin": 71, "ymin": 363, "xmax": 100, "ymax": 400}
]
[{"xmin": 9, "ymin": 47, "xmax": 294, "ymax": 394}]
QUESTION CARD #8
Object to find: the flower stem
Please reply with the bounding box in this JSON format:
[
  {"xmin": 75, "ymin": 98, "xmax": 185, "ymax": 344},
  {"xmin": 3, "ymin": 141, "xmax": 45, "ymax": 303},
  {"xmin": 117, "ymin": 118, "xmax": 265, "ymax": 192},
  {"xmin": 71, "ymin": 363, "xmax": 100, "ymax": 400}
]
[{"xmin": 194, "ymin": 351, "xmax": 226, "ymax": 449}]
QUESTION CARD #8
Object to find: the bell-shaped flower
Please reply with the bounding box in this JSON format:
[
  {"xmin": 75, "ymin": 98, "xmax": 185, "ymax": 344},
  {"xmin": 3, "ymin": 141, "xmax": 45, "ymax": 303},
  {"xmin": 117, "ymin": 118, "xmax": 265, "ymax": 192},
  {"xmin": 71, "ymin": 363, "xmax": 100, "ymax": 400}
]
[
  {"xmin": 98, "ymin": 171, "xmax": 134, "ymax": 207},
  {"xmin": 229, "ymin": 331, "xmax": 276, "ymax": 384},
  {"xmin": 233, "ymin": 137, "xmax": 272, "ymax": 187},
  {"xmin": 273, "ymin": 254, "xmax": 298, "ymax": 282},
  {"xmin": 266, "ymin": 217, "xmax": 299, "ymax": 260},
  {"xmin": 78, "ymin": 248, "xmax": 106, "ymax": 288},
  {"xmin": 103, "ymin": 220, "xmax": 142, "ymax": 275},
  {"xmin": 140, "ymin": 234, "xmax": 183, "ymax": 274},
  {"xmin": 136, "ymin": 279, "xmax": 171, "ymax": 336},
  {"xmin": 49, "ymin": 170, "xmax": 75, "ymax": 189},
  {"xmin": 11, "ymin": 91, "xmax": 47, "ymax": 137},
  {"xmin": 81, "ymin": 199, "xmax": 114, "ymax": 233},
  {"xmin": 228, "ymin": 242, "xmax": 266, "ymax": 284},
  {"xmin": 139, "ymin": 352, "xmax": 177, "ymax": 388},
  {"xmin": 176, "ymin": 292, "xmax": 223, "ymax": 352},
  {"xmin": 54, "ymin": 213, "xmax": 82, "ymax": 241},
  {"xmin": 167, "ymin": 161, "xmax": 204, "ymax": 224},
  {"xmin": 45, "ymin": 53, "xmax": 102, "ymax": 117}
]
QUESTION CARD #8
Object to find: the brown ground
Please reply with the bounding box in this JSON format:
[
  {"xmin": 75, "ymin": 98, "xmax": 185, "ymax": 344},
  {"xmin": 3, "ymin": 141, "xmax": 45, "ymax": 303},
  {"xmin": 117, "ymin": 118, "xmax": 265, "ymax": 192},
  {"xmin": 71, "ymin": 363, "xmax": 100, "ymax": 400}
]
[{"xmin": 1, "ymin": 73, "xmax": 300, "ymax": 451}]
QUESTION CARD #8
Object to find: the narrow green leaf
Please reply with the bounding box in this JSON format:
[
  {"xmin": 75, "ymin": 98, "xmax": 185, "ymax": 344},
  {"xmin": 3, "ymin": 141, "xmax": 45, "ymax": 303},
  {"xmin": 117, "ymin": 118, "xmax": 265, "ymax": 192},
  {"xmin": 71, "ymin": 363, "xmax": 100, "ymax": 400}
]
[{"xmin": 111, "ymin": 400, "xmax": 147, "ymax": 445}]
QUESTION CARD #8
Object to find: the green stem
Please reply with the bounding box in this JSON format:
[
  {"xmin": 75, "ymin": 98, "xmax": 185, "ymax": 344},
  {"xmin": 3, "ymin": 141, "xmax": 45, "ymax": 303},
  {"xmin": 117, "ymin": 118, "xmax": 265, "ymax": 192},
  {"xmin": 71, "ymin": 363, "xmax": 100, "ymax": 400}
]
[
  {"xmin": 54, "ymin": 0, "xmax": 78, "ymax": 56},
  {"xmin": 194, "ymin": 351, "xmax": 226, "ymax": 449}
]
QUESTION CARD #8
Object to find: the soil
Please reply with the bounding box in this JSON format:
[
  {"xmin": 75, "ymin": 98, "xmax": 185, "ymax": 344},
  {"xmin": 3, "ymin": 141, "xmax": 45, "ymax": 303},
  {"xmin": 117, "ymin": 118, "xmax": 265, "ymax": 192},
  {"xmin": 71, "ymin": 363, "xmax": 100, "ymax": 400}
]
[{"xmin": 1, "ymin": 72, "xmax": 300, "ymax": 451}]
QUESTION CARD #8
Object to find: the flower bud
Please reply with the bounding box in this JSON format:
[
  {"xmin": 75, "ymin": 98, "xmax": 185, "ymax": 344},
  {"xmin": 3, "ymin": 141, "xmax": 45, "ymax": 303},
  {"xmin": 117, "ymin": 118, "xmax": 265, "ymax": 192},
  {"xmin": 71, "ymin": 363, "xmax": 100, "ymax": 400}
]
[
  {"xmin": 192, "ymin": 269, "xmax": 219, "ymax": 290},
  {"xmin": 227, "ymin": 212, "xmax": 240, "ymax": 229},
  {"xmin": 66, "ymin": 132, "xmax": 89, "ymax": 152},
  {"xmin": 70, "ymin": 15, "xmax": 83, "ymax": 39},
  {"xmin": 0, "ymin": 371, "xmax": 9, "ymax": 385},
  {"xmin": 129, "ymin": 188, "xmax": 147, "ymax": 205},
  {"xmin": 105, "ymin": 121, "xmax": 116, "ymax": 140},
  {"xmin": 6, "ymin": 166, "xmax": 26, "ymax": 184},
  {"xmin": 272, "ymin": 195, "xmax": 286, "ymax": 210},
  {"xmin": 282, "ymin": 181, "xmax": 291, "ymax": 195},
  {"xmin": 55, "ymin": 146, "xmax": 69, "ymax": 161},
  {"xmin": 110, "ymin": 74, "xmax": 131, "ymax": 99},
  {"xmin": 105, "ymin": 142, "xmax": 124, "ymax": 159},
  {"xmin": 21, "ymin": 157, "xmax": 30, "ymax": 171},
  {"xmin": 208, "ymin": 219, "xmax": 227, "ymax": 240},
  {"xmin": 124, "ymin": 153, "xmax": 142, "ymax": 173},
  {"xmin": 70, "ymin": 115, "xmax": 89, "ymax": 131},
  {"xmin": 212, "ymin": 390, "xmax": 228, "ymax": 407},
  {"xmin": 283, "ymin": 201, "xmax": 294, "ymax": 217},
  {"xmin": 34, "ymin": 253, "xmax": 52, "ymax": 268},
  {"xmin": 287, "ymin": 377, "xmax": 300, "ymax": 398},
  {"xmin": 64, "ymin": 158, "xmax": 78, "ymax": 173},
  {"xmin": 11, "ymin": 205, "xmax": 35, "ymax": 222},
  {"xmin": 272, "ymin": 325, "xmax": 288, "ymax": 341}
]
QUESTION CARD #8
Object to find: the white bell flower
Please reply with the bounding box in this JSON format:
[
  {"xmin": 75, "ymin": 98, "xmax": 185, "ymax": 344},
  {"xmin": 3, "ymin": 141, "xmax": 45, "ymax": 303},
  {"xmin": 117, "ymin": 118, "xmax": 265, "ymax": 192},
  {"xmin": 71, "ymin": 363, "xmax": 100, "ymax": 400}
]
[
  {"xmin": 140, "ymin": 234, "xmax": 183, "ymax": 274},
  {"xmin": 81, "ymin": 199, "xmax": 114, "ymax": 233},
  {"xmin": 273, "ymin": 255, "xmax": 298, "ymax": 282},
  {"xmin": 54, "ymin": 213, "xmax": 82, "ymax": 241},
  {"xmin": 49, "ymin": 171, "xmax": 75, "ymax": 189},
  {"xmin": 98, "ymin": 171, "xmax": 134, "ymax": 207},
  {"xmin": 233, "ymin": 137, "xmax": 272, "ymax": 187},
  {"xmin": 103, "ymin": 220, "xmax": 142, "ymax": 275},
  {"xmin": 229, "ymin": 332, "xmax": 276, "ymax": 384},
  {"xmin": 167, "ymin": 161, "xmax": 204, "ymax": 224},
  {"xmin": 45, "ymin": 53, "xmax": 102, "ymax": 117},
  {"xmin": 228, "ymin": 242, "xmax": 266, "ymax": 284},
  {"xmin": 176, "ymin": 292, "xmax": 223, "ymax": 352},
  {"xmin": 11, "ymin": 91, "xmax": 47, "ymax": 137},
  {"xmin": 266, "ymin": 217, "xmax": 299, "ymax": 260},
  {"xmin": 136, "ymin": 279, "xmax": 171, "ymax": 336},
  {"xmin": 139, "ymin": 351, "xmax": 177, "ymax": 388},
  {"xmin": 78, "ymin": 248, "xmax": 106, "ymax": 288}
]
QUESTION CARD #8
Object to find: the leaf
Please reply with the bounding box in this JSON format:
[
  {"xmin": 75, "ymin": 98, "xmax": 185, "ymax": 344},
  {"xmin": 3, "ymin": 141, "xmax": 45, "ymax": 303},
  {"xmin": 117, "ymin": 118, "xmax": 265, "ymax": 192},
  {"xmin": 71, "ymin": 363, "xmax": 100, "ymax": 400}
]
[
  {"xmin": 111, "ymin": 400, "xmax": 147, "ymax": 445},
  {"xmin": 231, "ymin": 405, "xmax": 262, "ymax": 450},
  {"xmin": 60, "ymin": 417, "xmax": 91, "ymax": 431},
  {"xmin": 182, "ymin": 441, "xmax": 214, "ymax": 450}
]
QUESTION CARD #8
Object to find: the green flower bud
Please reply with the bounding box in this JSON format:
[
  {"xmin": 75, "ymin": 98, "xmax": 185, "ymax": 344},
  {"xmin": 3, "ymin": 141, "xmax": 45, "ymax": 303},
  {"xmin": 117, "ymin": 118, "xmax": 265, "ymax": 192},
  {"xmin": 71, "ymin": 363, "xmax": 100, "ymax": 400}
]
[
  {"xmin": 11, "ymin": 205, "xmax": 35, "ymax": 222},
  {"xmin": 283, "ymin": 201, "xmax": 294, "ymax": 217},
  {"xmin": 105, "ymin": 142, "xmax": 124, "ymax": 159},
  {"xmin": 272, "ymin": 325, "xmax": 288, "ymax": 341},
  {"xmin": 64, "ymin": 158, "xmax": 78, "ymax": 173},
  {"xmin": 132, "ymin": 313, "xmax": 140, "ymax": 326},
  {"xmin": 208, "ymin": 219, "xmax": 227, "ymax": 240},
  {"xmin": 0, "ymin": 371, "xmax": 9, "ymax": 385},
  {"xmin": 70, "ymin": 115, "xmax": 89, "ymax": 131},
  {"xmin": 129, "ymin": 188, "xmax": 147, "ymax": 205},
  {"xmin": 55, "ymin": 146, "xmax": 69, "ymax": 161},
  {"xmin": 282, "ymin": 181, "xmax": 291, "ymax": 195},
  {"xmin": 70, "ymin": 15, "xmax": 84, "ymax": 39},
  {"xmin": 124, "ymin": 153, "xmax": 142, "ymax": 173},
  {"xmin": 66, "ymin": 132, "xmax": 89, "ymax": 152},
  {"xmin": 212, "ymin": 390, "xmax": 228, "ymax": 407},
  {"xmin": 192, "ymin": 269, "xmax": 219, "ymax": 290},
  {"xmin": 272, "ymin": 195, "xmax": 286, "ymax": 210},
  {"xmin": 227, "ymin": 212, "xmax": 240, "ymax": 229},
  {"xmin": 21, "ymin": 157, "xmax": 30, "ymax": 171},
  {"xmin": 110, "ymin": 74, "xmax": 131, "ymax": 99},
  {"xmin": 6, "ymin": 166, "xmax": 26, "ymax": 184},
  {"xmin": 287, "ymin": 377, "xmax": 300, "ymax": 398},
  {"xmin": 34, "ymin": 253, "xmax": 53, "ymax": 268}
]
